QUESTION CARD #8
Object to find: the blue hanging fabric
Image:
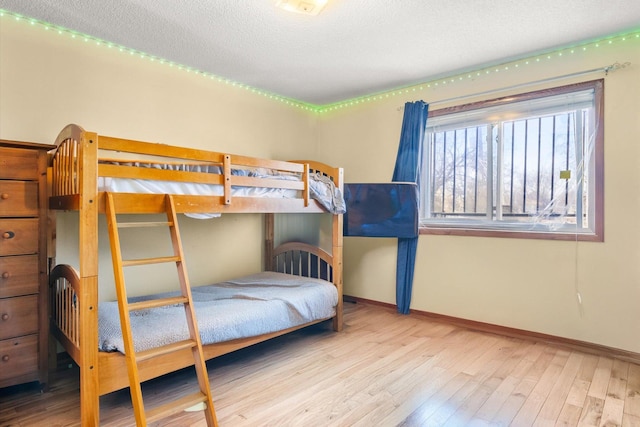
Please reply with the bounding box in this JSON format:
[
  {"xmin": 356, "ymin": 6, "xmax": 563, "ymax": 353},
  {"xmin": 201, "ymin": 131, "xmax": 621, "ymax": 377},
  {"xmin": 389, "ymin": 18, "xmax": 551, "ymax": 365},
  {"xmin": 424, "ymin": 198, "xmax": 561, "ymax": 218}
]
[{"xmin": 392, "ymin": 101, "xmax": 429, "ymax": 314}]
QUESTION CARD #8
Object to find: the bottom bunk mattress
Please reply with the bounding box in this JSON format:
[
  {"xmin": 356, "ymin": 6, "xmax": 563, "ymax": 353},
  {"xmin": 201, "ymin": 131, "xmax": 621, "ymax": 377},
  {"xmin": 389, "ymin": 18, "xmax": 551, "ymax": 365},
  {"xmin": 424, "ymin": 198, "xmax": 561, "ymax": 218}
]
[{"xmin": 98, "ymin": 271, "xmax": 338, "ymax": 354}]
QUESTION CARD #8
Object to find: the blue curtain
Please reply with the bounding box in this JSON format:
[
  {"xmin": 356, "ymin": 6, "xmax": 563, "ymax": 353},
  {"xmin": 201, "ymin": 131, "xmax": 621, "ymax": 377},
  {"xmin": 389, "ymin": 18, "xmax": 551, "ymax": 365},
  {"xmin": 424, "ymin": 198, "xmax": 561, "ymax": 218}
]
[{"xmin": 392, "ymin": 101, "xmax": 429, "ymax": 314}]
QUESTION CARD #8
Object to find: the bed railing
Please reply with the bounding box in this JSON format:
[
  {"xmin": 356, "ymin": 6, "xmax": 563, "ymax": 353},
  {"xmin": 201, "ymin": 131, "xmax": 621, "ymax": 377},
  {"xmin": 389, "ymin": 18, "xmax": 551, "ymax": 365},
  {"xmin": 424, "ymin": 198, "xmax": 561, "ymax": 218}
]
[
  {"xmin": 49, "ymin": 264, "xmax": 81, "ymax": 362},
  {"xmin": 51, "ymin": 135, "xmax": 79, "ymax": 197},
  {"xmin": 49, "ymin": 124, "xmax": 317, "ymax": 209},
  {"xmin": 271, "ymin": 242, "xmax": 334, "ymax": 283}
]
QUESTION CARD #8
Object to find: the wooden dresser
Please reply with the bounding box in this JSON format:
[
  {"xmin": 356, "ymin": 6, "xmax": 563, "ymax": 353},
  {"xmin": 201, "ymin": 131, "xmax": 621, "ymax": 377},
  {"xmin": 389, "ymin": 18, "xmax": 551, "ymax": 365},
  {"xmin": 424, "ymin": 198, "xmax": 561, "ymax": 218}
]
[{"xmin": 0, "ymin": 140, "xmax": 53, "ymax": 390}]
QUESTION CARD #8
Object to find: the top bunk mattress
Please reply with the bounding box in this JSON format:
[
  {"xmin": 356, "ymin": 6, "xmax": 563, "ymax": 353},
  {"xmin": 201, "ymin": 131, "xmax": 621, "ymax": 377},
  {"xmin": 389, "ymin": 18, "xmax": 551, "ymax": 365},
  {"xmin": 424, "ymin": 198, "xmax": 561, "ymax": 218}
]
[
  {"xmin": 98, "ymin": 271, "xmax": 338, "ymax": 354},
  {"xmin": 98, "ymin": 162, "xmax": 346, "ymax": 215}
]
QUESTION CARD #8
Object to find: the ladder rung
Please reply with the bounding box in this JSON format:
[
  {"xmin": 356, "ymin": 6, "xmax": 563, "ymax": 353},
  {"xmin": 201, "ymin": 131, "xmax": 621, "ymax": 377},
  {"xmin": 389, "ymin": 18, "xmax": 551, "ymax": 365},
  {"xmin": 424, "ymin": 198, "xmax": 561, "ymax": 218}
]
[
  {"xmin": 146, "ymin": 391, "xmax": 208, "ymax": 424},
  {"xmin": 128, "ymin": 295, "xmax": 188, "ymax": 311},
  {"xmin": 106, "ymin": 192, "xmax": 218, "ymax": 426},
  {"xmin": 136, "ymin": 339, "xmax": 197, "ymax": 362},
  {"xmin": 122, "ymin": 255, "xmax": 181, "ymax": 267},
  {"xmin": 118, "ymin": 221, "xmax": 173, "ymax": 228}
]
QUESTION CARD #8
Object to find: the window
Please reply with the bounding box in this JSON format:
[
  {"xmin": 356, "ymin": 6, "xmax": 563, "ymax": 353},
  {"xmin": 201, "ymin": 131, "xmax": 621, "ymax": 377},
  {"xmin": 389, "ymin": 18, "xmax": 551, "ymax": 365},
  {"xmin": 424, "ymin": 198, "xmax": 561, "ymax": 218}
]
[{"xmin": 419, "ymin": 80, "xmax": 603, "ymax": 241}]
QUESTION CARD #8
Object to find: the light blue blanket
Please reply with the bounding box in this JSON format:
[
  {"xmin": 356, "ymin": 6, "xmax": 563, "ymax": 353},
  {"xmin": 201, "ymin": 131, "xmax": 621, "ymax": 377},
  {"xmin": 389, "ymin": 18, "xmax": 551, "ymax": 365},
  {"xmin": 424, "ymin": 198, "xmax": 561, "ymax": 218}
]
[{"xmin": 98, "ymin": 271, "xmax": 338, "ymax": 354}]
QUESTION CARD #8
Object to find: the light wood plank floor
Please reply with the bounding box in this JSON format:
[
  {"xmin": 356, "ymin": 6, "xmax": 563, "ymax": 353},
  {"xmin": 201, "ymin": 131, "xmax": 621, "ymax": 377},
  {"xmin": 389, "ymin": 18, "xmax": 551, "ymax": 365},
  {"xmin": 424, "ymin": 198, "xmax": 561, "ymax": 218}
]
[{"xmin": 1, "ymin": 302, "xmax": 640, "ymax": 426}]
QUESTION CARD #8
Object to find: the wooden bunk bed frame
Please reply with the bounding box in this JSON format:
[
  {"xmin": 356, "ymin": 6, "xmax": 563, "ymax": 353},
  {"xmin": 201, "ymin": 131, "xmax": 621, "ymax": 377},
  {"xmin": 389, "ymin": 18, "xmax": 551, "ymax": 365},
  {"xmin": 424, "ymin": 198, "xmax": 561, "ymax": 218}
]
[{"xmin": 47, "ymin": 124, "xmax": 344, "ymax": 425}]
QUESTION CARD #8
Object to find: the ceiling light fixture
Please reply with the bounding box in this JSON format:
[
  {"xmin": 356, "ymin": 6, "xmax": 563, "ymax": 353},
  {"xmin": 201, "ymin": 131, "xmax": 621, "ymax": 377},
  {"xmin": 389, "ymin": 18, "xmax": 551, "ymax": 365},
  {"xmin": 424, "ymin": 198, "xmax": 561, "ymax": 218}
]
[{"xmin": 275, "ymin": 0, "xmax": 329, "ymax": 16}]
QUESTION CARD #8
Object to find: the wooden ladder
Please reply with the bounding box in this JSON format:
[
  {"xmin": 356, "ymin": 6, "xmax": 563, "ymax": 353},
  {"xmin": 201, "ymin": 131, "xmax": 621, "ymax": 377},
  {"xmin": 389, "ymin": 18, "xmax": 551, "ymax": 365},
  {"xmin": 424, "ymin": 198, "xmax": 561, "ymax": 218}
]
[{"xmin": 105, "ymin": 192, "xmax": 218, "ymax": 427}]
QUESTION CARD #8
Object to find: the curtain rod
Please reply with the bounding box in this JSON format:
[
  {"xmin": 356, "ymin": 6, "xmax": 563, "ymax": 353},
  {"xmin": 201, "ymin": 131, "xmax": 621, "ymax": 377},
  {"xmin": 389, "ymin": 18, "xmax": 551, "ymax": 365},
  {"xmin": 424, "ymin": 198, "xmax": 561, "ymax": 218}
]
[{"xmin": 398, "ymin": 61, "xmax": 630, "ymax": 111}]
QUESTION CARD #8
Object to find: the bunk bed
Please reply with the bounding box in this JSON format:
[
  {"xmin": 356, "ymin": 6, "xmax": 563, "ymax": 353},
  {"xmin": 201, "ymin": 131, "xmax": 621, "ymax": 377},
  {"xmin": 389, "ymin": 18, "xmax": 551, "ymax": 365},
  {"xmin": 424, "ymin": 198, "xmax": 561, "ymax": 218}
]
[{"xmin": 47, "ymin": 124, "xmax": 344, "ymax": 425}]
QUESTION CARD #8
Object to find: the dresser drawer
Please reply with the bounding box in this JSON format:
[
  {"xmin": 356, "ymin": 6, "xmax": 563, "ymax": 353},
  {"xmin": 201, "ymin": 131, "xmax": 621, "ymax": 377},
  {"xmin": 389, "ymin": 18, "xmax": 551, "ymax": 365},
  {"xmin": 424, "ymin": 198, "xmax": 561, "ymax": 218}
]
[
  {"xmin": 0, "ymin": 147, "xmax": 39, "ymax": 180},
  {"xmin": 0, "ymin": 181, "xmax": 38, "ymax": 217},
  {"xmin": 0, "ymin": 334, "xmax": 38, "ymax": 383},
  {"xmin": 0, "ymin": 295, "xmax": 38, "ymax": 340},
  {"xmin": 0, "ymin": 219, "xmax": 38, "ymax": 256},
  {"xmin": 0, "ymin": 255, "xmax": 39, "ymax": 298}
]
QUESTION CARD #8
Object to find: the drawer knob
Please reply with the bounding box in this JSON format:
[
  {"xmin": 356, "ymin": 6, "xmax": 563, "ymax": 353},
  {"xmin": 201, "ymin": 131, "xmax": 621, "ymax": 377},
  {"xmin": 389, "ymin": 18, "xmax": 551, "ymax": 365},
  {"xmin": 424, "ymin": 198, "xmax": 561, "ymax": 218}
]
[
  {"xmin": 1, "ymin": 355, "xmax": 8, "ymax": 362},
  {"xmin": 1, "ymin": 272, "xmax": 9, "ymax": 279},
  {"xmin": 0, "ymin": 193, "xmax": 8, "ymax": 200},
  {"xmin": 1, "ymin": 313, "xmax": 8, "ymax": 321},
  {"xmin": 2, "ymin": 231, "xmax": 15, "ymax": 239}
]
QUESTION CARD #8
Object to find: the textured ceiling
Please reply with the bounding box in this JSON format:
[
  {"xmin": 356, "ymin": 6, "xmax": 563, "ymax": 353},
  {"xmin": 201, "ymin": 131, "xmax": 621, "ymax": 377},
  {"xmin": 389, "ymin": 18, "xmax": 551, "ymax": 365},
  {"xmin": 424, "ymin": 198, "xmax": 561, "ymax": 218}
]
[{"xmin": 1, "ymin": 0, "xmax": 640, "ymax": 105}]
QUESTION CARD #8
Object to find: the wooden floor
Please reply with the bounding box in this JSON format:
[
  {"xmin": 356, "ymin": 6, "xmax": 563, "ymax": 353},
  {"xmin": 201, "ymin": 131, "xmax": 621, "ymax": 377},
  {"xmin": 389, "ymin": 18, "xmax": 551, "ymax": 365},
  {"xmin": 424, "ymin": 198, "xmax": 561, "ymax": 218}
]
[{"xmin": 2, "ymin": 302, "xmax": 640, "ymax": 426}]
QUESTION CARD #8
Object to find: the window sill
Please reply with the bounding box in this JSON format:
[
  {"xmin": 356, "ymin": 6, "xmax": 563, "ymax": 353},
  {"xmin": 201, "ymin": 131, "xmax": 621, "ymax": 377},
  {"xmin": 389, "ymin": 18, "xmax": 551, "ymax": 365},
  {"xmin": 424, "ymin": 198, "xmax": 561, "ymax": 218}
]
[{"xmin": 419, "ymin": 226, "xmax": 603, "ymax": 242}]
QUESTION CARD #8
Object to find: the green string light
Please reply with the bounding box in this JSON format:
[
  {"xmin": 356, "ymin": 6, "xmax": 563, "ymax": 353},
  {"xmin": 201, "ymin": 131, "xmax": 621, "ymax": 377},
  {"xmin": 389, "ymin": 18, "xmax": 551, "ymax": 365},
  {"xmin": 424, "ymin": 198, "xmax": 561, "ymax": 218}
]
[
  {"xmin": 0, "ymin": 9, "xmax": 320, "ymax": 113},
  {"xmin": 1, "ymin": 8, "xmax": 637, "ymax": 115},
  {"xmin": 318, "ymin": 29, "xmax": 639, "ymax": 113}
]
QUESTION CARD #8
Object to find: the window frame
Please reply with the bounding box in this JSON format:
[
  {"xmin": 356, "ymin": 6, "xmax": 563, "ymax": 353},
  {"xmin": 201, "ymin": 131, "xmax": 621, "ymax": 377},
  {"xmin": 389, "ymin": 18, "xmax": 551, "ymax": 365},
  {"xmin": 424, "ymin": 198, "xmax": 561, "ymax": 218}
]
[{"xmin": 418, "ymin": 79, "xmax": 604, "ymax": 242}]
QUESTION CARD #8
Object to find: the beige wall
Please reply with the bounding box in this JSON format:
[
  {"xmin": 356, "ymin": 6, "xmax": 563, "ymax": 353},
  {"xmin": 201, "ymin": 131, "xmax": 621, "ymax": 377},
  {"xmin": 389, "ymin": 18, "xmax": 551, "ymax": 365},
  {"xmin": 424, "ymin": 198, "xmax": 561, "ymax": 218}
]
[
  {"xmin": 0, "ymin": 18, "xmax": 319, "ymax": 301},
  {"xmin": 2, "ymin": 16, "xmax": 640, "ymax": 353},
  {"xmin": 319, "ymin": 40, "xmax": 640, "ymax": 353}
]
